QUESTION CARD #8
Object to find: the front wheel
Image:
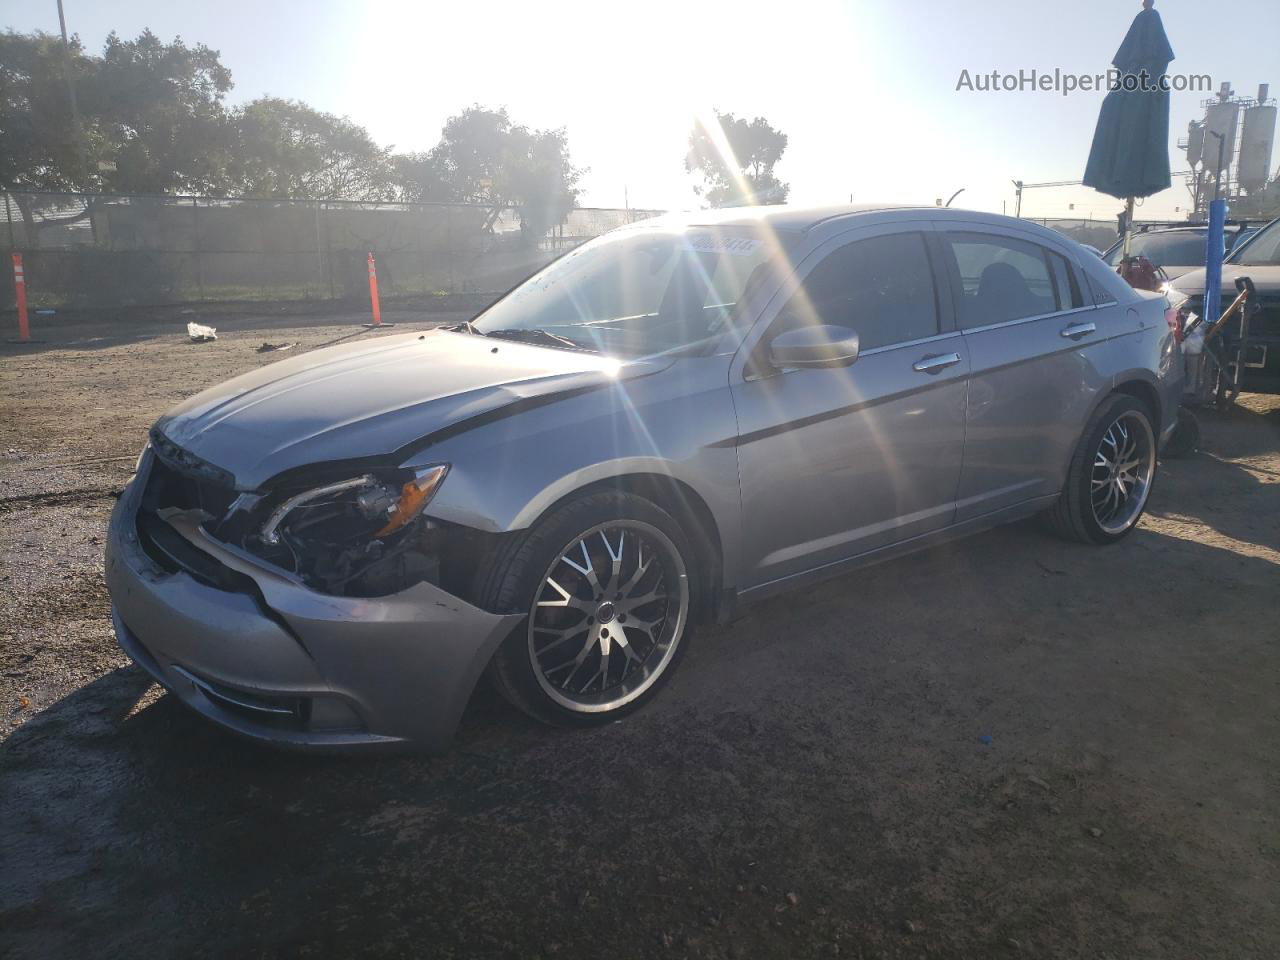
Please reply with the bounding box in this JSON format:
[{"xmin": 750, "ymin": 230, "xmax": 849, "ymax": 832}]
[
  {"xmin": 478, "ymin": 492, "xmax": 694, "ymax": 726},
  {"xmin": 1047, "ymin": 394, "xmax": 1157, "ymax": 544}
]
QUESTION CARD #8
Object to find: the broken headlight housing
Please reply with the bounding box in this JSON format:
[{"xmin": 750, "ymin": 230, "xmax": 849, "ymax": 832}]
[{"xmin": 244, "ymin": 464, "xmax": 450, "ymax": 596}]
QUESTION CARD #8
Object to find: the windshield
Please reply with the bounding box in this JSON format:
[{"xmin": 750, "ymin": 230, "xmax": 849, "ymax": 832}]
[
  {"xmin": 1228, "ymin": 219, "xmax": 1280, "ymax": 266},
  {"xmin": 1106, "ymin": 231, "xmax": 1205, "ymax": 267},
  {"xmin": 472, "ymin": 227, "xmax": 785, "ymax": 356}
]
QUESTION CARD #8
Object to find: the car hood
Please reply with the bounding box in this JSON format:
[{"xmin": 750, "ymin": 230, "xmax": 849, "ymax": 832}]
[
  {"xmin": 1171, "ymin": 264, "xmax": 1280, "ymax": 299},
  {"xmin": 155, "ymin": 329, "xmax": 666, "ymax": 489}
]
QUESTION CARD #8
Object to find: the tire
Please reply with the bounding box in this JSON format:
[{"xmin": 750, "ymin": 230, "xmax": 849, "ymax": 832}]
[
  {"xmin": 476, "ymin": 491, "xmax": 695, "ymax": 727},
  {"xmin": 1162, "ymin": 407, "xmax": 1200, "ymax": 459},
  {"xmin": 1047, "ymin": 394, "xmax": 1158, "ymax": 545}
]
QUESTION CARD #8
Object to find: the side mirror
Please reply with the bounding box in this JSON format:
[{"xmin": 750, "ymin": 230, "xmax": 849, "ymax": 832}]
[{"xmin": 768, "ymin": 324, "xmax": 860, "ymax": 369}]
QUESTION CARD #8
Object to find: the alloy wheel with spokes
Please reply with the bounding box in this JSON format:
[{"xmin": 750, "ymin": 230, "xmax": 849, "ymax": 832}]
[
  {"xmin": 1090, "ymin": 409, "xmax": 1155, "ymax": 535},
  {"xmin": 528, "ymin": 520, "xmax": 689, "ymax": 713},
  {"xmin": 1047, "ymin": 394, "xmax": 1159, "ymax": 545}
]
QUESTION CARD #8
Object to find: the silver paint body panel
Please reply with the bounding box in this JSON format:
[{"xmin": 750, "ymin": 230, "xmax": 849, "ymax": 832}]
[{"xmin": 107, "ymin": 205, "xmax": 1182, "ymax": 750}]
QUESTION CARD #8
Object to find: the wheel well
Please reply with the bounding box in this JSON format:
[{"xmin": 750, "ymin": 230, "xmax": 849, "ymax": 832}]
[
  {"xmin": 552, "ymin": 473, "xmax": 725, "ymax": 624},
  {"xmin": 1112, "ymin": 379, "xmax": 1162, "ymax": 434}
]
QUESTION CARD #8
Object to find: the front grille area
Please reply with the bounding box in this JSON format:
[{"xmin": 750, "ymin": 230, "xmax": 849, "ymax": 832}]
[
  {"xmin": 144, "ymin": 450, "xmax": 239, "ymax": 518},
  {"xmin": 136, "ymin": 439, "xmax": 256, "ymax": 592},
  {"xmin": 135, "ymin": 509, "xmax": 259, "ymax": 594}
]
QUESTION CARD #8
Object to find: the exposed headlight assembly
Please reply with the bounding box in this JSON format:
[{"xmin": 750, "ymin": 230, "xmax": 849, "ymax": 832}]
[
  {"xmin": 260, "ymin": 464, "xmax": 448, "ymax": 547},
  {"xmin": 246, "ymin": 464, "xmax": 452, "ymax": 597}
]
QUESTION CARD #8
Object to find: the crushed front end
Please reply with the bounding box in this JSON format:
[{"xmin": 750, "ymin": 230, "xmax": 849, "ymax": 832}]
[{"xmin": 106, "ymin": 437, "xmax": 522, "ymax": 751}]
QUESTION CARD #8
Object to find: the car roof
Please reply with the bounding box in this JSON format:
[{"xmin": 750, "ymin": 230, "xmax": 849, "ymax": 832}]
[
  {"xmin": 634, "ymin": 204, "xmax": 1088, "ymax": 247},
  {"xmin": 638, "ymin": 203, "xmax": 916, "ymax": 233}
]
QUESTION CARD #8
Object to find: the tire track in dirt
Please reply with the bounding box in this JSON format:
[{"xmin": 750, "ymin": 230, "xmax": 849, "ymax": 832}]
[{"xmin": 0, "ymin": 487, "xmax": 121, "ymax": 514}]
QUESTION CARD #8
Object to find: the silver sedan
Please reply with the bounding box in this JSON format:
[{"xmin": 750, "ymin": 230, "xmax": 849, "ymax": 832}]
[{"xmin": 106, "ymin": 205, "xmax": 1183, "ymax": 750}]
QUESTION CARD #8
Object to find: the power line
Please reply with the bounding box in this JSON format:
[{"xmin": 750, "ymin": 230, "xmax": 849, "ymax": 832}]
[{"xmin": 1019, "ymin": 172, "xmax": 1193, "ymax": 190}]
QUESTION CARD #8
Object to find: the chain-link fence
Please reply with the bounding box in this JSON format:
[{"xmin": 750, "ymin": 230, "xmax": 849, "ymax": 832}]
[
  {"xmin": 1, "ymin": 193, "xmax": 1124, "ymax": 312},
  {"xmin": 0, "ymin": 192, "xmax": 664, "ymax": 311},
  {"xmin": 1029, "ymin": 218, "xmax": 1121, "ymax": 251}
]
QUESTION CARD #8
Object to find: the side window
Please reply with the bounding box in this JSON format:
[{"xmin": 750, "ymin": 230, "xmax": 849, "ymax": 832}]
[
  {"xmin": 776, "ymin": 232, "xmax": 938, "ymax": 351},
  {"xmin": 1082, "ymin": 265, "xmax": 1119, "ymax": 306},
  {"xmin": 944, "ymin": 232, "xmax": 1065, "ymax": 328},
  {"xmin": 1046, "ymin": 250, "xmax": 1084, "ymax": 310}
]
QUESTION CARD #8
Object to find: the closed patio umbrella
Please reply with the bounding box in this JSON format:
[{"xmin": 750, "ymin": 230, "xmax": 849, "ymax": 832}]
[{"xmin": 1082, "ymin": 0, "xmax": 1174, "ymax": 256}]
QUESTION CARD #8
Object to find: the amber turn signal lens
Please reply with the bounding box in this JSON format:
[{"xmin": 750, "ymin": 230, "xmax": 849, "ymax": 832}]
[{"xmin": 374, "ymin": 465, "xmax": 449, "ymax": 537}]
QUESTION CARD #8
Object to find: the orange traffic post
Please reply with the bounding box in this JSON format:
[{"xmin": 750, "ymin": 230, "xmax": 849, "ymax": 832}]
[
  {"xmin": 11, "ymin": 252, "xmax": 30, "ymax": 342},
  {"xmin": 362, "ymin": 252, "xmax": 393, "ymax": 328}
]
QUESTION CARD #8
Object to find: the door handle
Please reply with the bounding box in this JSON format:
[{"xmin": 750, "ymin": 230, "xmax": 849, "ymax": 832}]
[
  {"xmin": 1060, "ymin": 321, "xmax": 1097, "ymax": 340},
  {"xmin": 912, "ymin": 351, "xmax": 962, "ymax": 374}
]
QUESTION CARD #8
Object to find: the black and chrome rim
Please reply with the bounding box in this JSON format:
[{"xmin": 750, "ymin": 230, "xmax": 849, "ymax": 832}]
[
  {"xmin": 528, "ymin": 521, "xmax": 689, "ymax": 713},
  {"xmin": 1091, "ymin": 410, "xmax": 1155, "ymax": 535}
]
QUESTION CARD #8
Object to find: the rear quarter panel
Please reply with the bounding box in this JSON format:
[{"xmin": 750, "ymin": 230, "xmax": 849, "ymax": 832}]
[{"xmin": 1107, "ymin": 291, "xmax": 1184, "ymax": 442}]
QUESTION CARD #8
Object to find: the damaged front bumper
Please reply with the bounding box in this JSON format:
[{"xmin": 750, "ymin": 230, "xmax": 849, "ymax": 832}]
[{"xmin": 105, "ymin": 452, "xmax": 523, "ymax": 752}]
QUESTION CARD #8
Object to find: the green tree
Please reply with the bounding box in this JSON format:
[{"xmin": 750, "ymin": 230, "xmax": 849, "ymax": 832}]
[
  {"xmin": 1, "ymin": 29, "xmax": 236, "ymax": 241},
  {"xmin": 231, "ymin": 97, "xmax": 392, "ymax": 201},
  {"xmin": 1, "ymin": 28, "xmax": 584, "ymax": 245},
  {"xmin": 387, "ymin": 150, "xmax": 450, "ymax": 203},
  {"xmin": 428, "ymin": 107, "xmax": 514, "ymax": 203},
  {"xmin": 0, "ymin": 30, "xmax": 99, "ymax": 194},
  {"xmin": 686, "ymin": 111, "xmax": 789, "ymax": 207},
  {"xmin": 501, "ymin": 124, "xmax": 581, "ymax": 241},
  {"xmin": 95, "ymin": 30, "xmax": 234, "ymax": 195},
  {"xmin": 416, "ymin": 105, "xmax": 582, "ymax": 241}
]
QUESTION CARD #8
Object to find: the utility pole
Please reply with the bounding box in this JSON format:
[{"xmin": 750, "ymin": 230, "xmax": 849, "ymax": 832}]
[
  {"xmin": 56, "ymin": 0, "xmax": 88, "ymax": 183},
  {"xmin": 1011, "ymin": 180, "xmax": 1024, "ymax": 218}
]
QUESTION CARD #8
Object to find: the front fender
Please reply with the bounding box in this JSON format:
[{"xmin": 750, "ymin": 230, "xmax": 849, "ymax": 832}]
[{"xmin": 409, "ymin": 357, "xmax": 746, "ymax": 588}]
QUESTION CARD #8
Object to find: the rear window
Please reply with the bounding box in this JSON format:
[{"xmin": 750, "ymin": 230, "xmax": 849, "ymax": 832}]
[
  {"xmin": 1106, "ymin": 231, "xmax": 1206, "ymax": 268},
  {"xmin": 1229, "ymin": 219, "xmax": 1280, "ymax": 266}
]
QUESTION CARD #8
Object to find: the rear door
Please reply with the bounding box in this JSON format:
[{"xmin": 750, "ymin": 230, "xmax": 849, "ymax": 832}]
[
  {"xmin": 731, "ymin": 223, "xmax": 970, "ymax": 588},
  {"xmin": 937, "ymin": 227, "xmax": 1116, "ymax": 520}
]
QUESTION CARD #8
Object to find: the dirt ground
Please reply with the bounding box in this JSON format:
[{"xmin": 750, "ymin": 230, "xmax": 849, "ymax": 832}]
[{"xmin": 1, "ymin": 309, "xmax": 1277, "ymax": 959}]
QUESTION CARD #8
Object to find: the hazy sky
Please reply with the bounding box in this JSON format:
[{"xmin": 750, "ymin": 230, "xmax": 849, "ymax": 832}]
[{"xmin": 6, "ymin": 0, "xmax": 1278, "ymax": 220}]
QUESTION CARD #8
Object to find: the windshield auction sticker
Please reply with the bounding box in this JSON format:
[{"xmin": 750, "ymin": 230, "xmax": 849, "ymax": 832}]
[{"xmin": 685, "ymin": 234, "xmax": 759, "ymax": 257}]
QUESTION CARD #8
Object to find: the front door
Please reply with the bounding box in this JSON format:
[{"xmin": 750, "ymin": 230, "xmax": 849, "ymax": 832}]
[{"xmin": 732, "ymin": 225, "xmax": 969, "ymax": 589}]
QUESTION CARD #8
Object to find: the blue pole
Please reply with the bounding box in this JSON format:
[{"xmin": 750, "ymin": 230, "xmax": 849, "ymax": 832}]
[{"xmin": 1202, "ymin": 198, "xmax": 1227, "ymax": 328}]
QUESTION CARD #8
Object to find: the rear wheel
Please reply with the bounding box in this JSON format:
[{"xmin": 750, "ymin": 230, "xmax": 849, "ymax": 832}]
[
  {"xmin": 1048, "ymin": 394, "xmax": 1157, "ymax": 544},
  {"xmin": 479, "ymin": 492, "xmax": 693, "ymax": 726}
]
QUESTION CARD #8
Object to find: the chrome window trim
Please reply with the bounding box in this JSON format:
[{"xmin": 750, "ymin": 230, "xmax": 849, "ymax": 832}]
[
  {"xmin": 859, "ymin": 329, "xmax": 963, "ymax": 358},
  {"xmin": 958, "ymin": 304, "xmax": 1098, "ymax": 336}
]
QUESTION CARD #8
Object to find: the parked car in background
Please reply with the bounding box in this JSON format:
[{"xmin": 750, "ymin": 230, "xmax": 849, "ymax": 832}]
[
  {"xmin": 1102, "ymin": 223, "xmax": 1257, "ymax": 280},
  {"xmin": 1171, "ymin": 216, "xmax": 1280, "ymax": 396},
  {"xmin": 106, "ymin": 205, "xmax": 1184, "ymax": 751}
]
